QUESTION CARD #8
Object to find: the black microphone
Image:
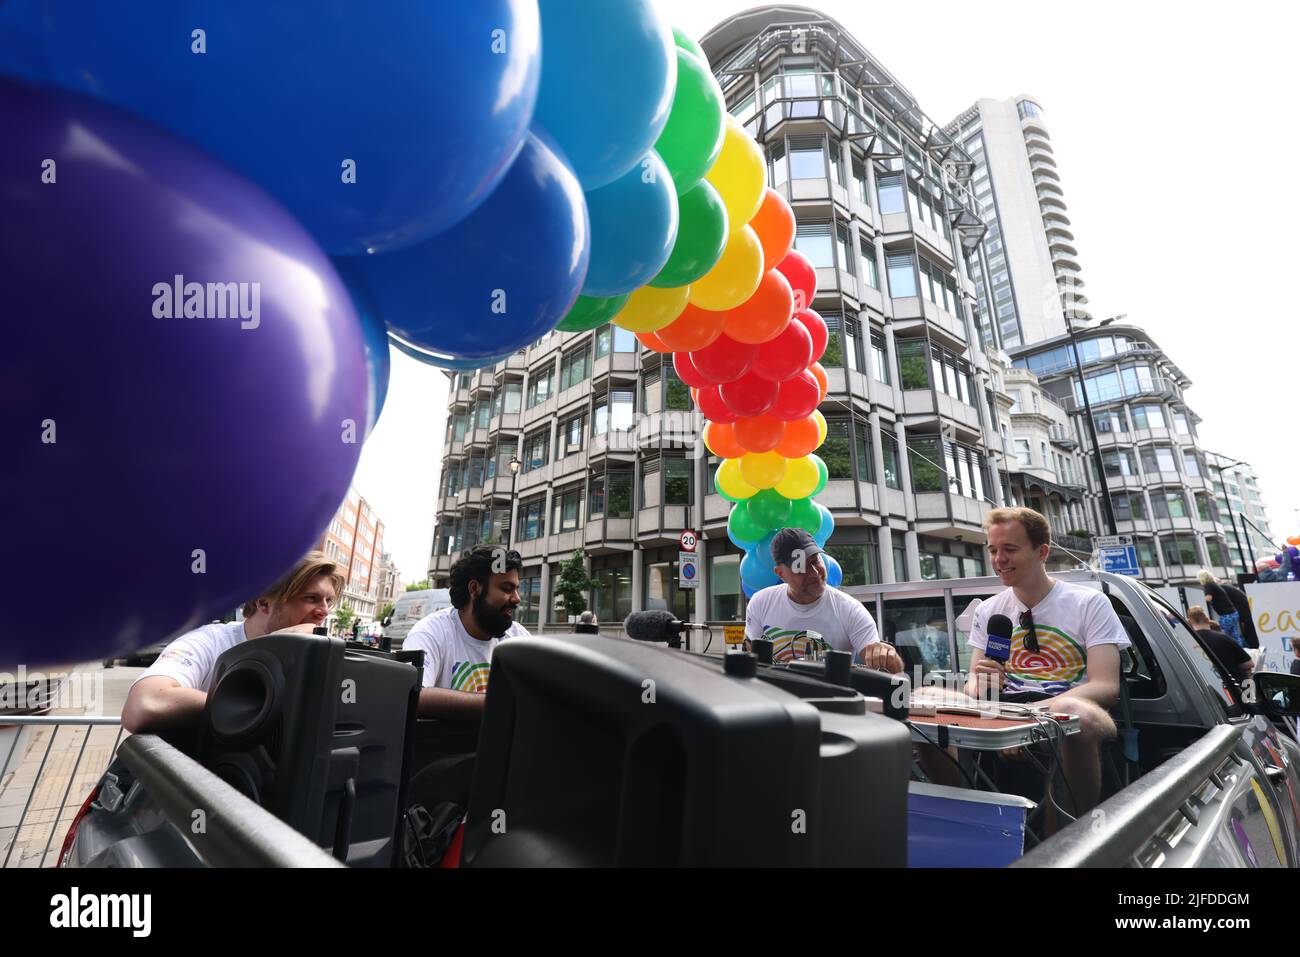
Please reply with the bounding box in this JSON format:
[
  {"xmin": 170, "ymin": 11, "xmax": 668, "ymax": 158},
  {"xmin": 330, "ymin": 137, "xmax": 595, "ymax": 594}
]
[
  {"xmin": 623, "ymin": 610, "xmax": 707, "ymax": 643},
  {"xmin": 984, "ymin": 614, "xmax": 1013, "ymax": 665}
]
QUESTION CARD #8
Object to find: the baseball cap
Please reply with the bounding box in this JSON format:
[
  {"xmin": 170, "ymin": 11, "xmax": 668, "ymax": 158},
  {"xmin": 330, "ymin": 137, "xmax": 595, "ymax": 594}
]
[{"xmin": 770, "ymin": 527, "xmax": 822, "ymax": 570}]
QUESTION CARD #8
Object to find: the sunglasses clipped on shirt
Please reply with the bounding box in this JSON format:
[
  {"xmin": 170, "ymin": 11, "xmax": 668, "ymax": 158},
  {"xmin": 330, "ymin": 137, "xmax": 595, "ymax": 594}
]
[{"xmin": 1018, "ymin": 610, "xmax": 1041, "ymax": 653}]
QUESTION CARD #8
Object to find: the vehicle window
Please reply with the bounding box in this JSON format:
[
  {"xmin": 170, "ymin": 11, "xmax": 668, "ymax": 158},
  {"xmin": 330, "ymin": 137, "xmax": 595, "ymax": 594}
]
[
  {"xmin": 1137, "ymin": 586, "xmax": 1241, "ymax": 718},
  {"xmin": 881, "ymin": 597, "xmax": 951, "ymax": 681}
]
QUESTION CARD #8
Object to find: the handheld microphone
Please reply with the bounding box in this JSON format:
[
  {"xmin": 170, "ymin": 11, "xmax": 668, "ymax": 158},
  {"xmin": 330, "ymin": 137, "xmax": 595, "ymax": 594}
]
[
  {"xmin": 623, "ymin": 610, "xmax": 707, "ymax": 643},
  {"xmin": 984, "ymin": 614, "xmax": 1013, "ymax": 665}
]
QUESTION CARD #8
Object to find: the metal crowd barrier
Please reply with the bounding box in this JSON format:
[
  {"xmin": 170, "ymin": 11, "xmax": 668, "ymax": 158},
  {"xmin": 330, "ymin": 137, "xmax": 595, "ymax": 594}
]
[{"xmin": 0, "ymin": 716, "xmax": 123, "ymax": 868}]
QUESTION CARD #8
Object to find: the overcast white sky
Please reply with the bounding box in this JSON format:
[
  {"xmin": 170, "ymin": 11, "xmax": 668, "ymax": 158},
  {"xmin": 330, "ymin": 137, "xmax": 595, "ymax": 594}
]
[{"xmin": 357, "ymin": 0, "xmax": 1300, "ymax": 582}]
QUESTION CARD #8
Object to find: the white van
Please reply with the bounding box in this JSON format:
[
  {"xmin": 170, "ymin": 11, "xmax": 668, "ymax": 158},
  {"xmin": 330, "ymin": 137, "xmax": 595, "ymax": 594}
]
[{"xmin": 384, "ymin": 588, "xmax": 452, "ymax": 649}]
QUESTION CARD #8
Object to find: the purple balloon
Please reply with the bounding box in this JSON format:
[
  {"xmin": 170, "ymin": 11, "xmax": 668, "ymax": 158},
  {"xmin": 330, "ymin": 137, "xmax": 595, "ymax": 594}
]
[{"xmin": 0, "ymin": 79, "xmax": 368, "ymax": 667}]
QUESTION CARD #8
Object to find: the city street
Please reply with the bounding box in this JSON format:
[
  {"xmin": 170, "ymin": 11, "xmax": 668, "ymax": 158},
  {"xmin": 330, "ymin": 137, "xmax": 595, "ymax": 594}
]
[{"xmin": 0, "ymin": 663, "xmax": 138, "ymax": 868}]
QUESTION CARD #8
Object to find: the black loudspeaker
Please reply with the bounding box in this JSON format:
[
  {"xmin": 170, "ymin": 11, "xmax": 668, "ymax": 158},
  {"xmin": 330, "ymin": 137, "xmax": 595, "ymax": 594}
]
[
  {"xmin": 197, "ymin": 631, "xmax": 420, "ymax": 866},
  {"xmin": 460, "ymin": 634, "xmax": 911, "ymax": 867}
]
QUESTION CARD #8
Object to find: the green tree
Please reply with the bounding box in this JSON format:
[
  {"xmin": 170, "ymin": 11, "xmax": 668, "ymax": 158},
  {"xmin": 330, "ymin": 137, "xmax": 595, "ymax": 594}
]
[
  {"xmin": 553, "ymin": 550, "xmax": 594, "ymax": 619},
  {"xmin": 378, "ymin": 602, "xmax": 395, "ymax": 623},
  {"xmin": 405, "ymin": 580, "xmax": 431, "ymax": 592},
  {"xmin": 334, "ymin": 601, "xmax": 356, "ymax": 637}
]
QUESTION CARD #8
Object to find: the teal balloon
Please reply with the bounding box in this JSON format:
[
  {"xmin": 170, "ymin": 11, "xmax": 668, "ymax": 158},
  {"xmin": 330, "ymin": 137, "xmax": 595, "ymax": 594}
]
[
  {"xmin": 652, "ymin": 47, "xmax": 725, "ymax": 194},
  {"xmin": 649, "ymin": 178, "xmax": 728, "ymax": 288},
  {"xmin": 741, "ymin": 549, "xmax": 781, "ymax": 591},
  {"xmin": 811, "ymin": 455, "xmax": 829, "ymax": 496},
  {"xmin": 582, "ymin": 150, "xmax": 679, "ymax": 297},
  {"xmin": 728, "ymin": 501, "xmax": 767, "ymax": 543},
  {"xmin": 789, "ymin": 497, "xmax": 821, "ymax": 535},
  {"xmin": 747, "ymin": 489, "xmax": 792, "ymax": 532},
  {"xmin": 557, "ymin": 294, "xmax": 629, "ymax": 332},
  {"xmin": 672, "ymin": 26, "xmax": 708, "ymax": 66},
  {"xmin": 814, "ymin": 504, "xmax": 835, "ymax": 546}
]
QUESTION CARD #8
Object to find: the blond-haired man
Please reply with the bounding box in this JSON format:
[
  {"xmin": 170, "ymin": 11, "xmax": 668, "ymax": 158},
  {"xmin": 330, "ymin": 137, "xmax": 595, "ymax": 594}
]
[
  {"xmin": 965, "ymin": 507, "xmax": 1131, "ymax": 816},
  {"xmin": 122, "ymin": 551, "xmax": 344, "ymax": 733}
]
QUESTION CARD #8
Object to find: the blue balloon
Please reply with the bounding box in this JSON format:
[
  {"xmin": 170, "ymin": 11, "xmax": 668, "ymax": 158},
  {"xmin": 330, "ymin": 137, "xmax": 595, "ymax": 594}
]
[
  {"xmin": 741, "ymin": 548, "xmax": 781, "ymax": 591},
  {"xmin": 389, "ymin": 334, "xmax": 513, "ymax": 371},
  {"xmin": 534, "ymin": 0, "xmax": 676, "ymax": 190},
  {"xmin": 335, "ymin": 267, "xmax": 391, "ymax": 435},
  {"xmin": 582, "ymin": 150, "xmax": 679, "ymax": 297},
  {"xmin": 727, "ymin": 526, "xmax": 759, "ymax": 551},
  {"xmin": 335, "ymin": 133, "xmax": 589, "ymax": 362},
  {"xmin": 0, "ymin": 0, "xmax": 54, "ymax": 84},
  {"xmin": 823, "ymin": 553, "xmax": 844, "ymax": 588},
  {"xmin": 40, "ymin": 1, "xmax": 541, "ymax": 255},
  {"xmin": 815, "ymin": 504, "xmax": 835, "ymax": 546},
  {"xmin": 743, "ymin": 583, "xmax": 758, "ymax": 600}
]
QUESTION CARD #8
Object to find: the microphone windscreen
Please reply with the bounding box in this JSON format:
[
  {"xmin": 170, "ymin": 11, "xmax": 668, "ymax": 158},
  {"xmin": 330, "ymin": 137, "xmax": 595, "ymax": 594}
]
[
  {"xmin": 624, "ymin": 609, "xmax": 676, "ymax": 642},
  {"xmin": 985, "ymin": 613, "xmax": 1013, "ymax": 663}
]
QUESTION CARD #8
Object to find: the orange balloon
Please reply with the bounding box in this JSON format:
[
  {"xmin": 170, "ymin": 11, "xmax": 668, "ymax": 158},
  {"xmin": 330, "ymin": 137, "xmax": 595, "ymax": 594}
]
[
  {"xmin": 748, "ymin": 188, "xmax": 796, "ymax": 271},
  {"xmin": 734, "ymin": 414, "xmax": 786, "ymax": 453},
  {"xmin": 655, "ymin": 302, "xmax": 729, "ymax": 352},
  {"xmin": 775, "ymin": 413, "xmax": 821, "ymax": 458},
  {"xmin": 690, "ymin": 387, "xmax": 700, "ymax": 404},
  {"xmin": 809, "ymin": 361, "xmax": 828, "ymax": 400},
  {"xmin": 703, "ymin": 421, "xmax": 747, "ymax": 459},
  {"xmin": 721, "ymin": 268, "xmax": 795, "ymax": 345},
  {"xmin": 636, "ymin": 330, "xmax": 672, "ymax": 353}
]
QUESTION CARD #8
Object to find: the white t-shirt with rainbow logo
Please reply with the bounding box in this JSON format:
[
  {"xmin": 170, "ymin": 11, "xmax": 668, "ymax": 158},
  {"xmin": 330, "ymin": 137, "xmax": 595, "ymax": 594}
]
[
  {"xmin": 968, "ymin": 579, "xmax": 1130, "ymax": 695},
  {"xmin": 402, "ymin": 605, "xmax": 530, "ymax": 693}
]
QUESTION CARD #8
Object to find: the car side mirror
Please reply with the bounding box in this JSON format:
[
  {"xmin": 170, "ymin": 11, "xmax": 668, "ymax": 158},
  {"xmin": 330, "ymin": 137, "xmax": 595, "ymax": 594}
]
[
  {"xmin": 1249, "ymin": 672, "xmax": 1300, "ymax": 717},
  {"xmin": 382, "ymin": 616, "xmax": 392, "ymax": 627}
]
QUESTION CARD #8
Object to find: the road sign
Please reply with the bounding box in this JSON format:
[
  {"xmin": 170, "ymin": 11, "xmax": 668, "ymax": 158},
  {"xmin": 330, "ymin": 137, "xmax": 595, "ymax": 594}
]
[
  {"xmin": 678, "ymin": 551, "xmax": 699, "ymax": 589},
  {"xmin": 1100, "ymin": 545, "xmax": 1140, "ymax": 576},
  {"xmin": 1093, "ymin": 535, "xmax": 1134, "ymax": 549},
  {"xmin": 679, "ymin": 530, "xmax": 698, "ymax": 552},
  {"xmin": 724, "ymin": 625, "xmax": 746, "ymax": 645}
]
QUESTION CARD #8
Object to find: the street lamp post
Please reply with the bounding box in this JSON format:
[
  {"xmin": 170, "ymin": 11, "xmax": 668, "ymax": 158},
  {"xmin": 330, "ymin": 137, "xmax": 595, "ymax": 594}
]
[
  {"xmin": 1066, "ymin": 312, "xmax": 1118, "ymax": 535},
  {"xmin": 506, "ymin": 456, "xmax": 521, "ymax": 549},
  {"xmin": 1214, "ymin": 459, "xmax": 1251, "ymax": 577}
]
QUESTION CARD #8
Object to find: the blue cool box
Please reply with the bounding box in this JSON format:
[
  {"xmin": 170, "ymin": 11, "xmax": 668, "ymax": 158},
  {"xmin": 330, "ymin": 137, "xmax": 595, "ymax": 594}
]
[{"xmin": 907, "ymin": 782, "xmax": 1037, "ymax": 867}]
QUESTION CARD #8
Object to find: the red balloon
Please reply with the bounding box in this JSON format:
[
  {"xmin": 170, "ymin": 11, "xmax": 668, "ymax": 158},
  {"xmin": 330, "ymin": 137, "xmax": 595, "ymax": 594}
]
[
  {"xmin": 795, "ymin": 308, "xmax": 828, "ymax": 362},
  {"xmin": 776, "ymin": 249, "xmax": 817, "ymax": 313},
  {"xmin": 749, "ymin": 188, "xmax": 796, "ymax": 272},
  {"xmin": 672, "ymin": 350, "xmax": 713, "ymax": 389},
  {"xmin": 691, "ymin": 333, "xmax": 757, "ymax": 384},
  {"xmin": 721, "ymin": 268, "xmax": 794, "ymax": 345},
  {"xmin": 734, "ymin": 414, "xmax": 786, "ymax": 453},
  {"xmin": 720, "ymin": 372, "xmax": 779, "ymax": 418},
  {"xmin": 697, "ymin": 384, "xmax": 738, "ymax": 423},
  {"xmin": 769, "ymin": 370, "xmax": 821, "ymax": 421},
  {"xmin": 751, "ymin": 317, "xmax": 813, "ymax": 382}
]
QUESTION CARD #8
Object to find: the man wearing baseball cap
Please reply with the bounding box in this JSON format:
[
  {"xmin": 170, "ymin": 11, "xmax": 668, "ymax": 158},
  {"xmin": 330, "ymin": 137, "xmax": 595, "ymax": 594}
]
[{"xmin": 744, "ymin": 528, "xmax": 903, "ymax": 672}]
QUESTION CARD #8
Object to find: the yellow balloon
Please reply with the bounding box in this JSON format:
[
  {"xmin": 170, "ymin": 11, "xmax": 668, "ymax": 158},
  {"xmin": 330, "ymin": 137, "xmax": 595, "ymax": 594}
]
[
  {"xmin": 740, "ymin": 450, "xmax": 788, "ymax": 490},
  {"xmin": 611, "ymin": 283, "xmax": 691, "ymax": 333},
  {"xmin": 774, "ymin": 455, "xmax": 819, "ymax": 499},
  {"xmin": 813, "ymin": 410, "xmax": 827, "ymax": 446},
  {"xmin": 688, "ymin": 224, "xmax": 762, "ymax": 312},
  {"xmin": 717, "ymin": 457, "xmax": 759, "ymax": 499},
  {"xmin": 705, "ymin": 114, "xmax": 767, "ymax": 228}
]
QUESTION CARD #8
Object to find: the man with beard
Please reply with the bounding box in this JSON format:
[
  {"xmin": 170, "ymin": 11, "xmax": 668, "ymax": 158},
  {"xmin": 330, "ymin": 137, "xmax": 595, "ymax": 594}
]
[{"xmin": 403, "ymin": 545, "xmax": 530, "ymax": 719}]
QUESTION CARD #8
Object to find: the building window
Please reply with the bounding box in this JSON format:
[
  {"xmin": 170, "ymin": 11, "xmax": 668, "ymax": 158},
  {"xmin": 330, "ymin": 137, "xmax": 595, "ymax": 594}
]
[
  {"xmin": 882, "ymin": 432, "xmax": 902, "ymax": 489},
  {"xmin": 665, "ymin": 365, "xmax": 691, "ymax": 410},
  {"xmin": 1131, "ymin": 405, "xmax": 1165, "ymax": 431},
  {"xmin": 1172, "ymin": 411, "xmax": 1191, "ymax": 434},
  {"xmin": 821, "ymin": 312, "xmax": 843, "ymax": 367},
  {"xmin": 665, "ymin": 456, "xmax": 692, "ymax": 505},
  {"xmin": 1102, "ymin": 448, "xmax": 1138, "ymax": 477},
  {"xmin": 522, "ymin": 428, "xmax": 549, "ymax": 472},
  {"xmin": 1015, "ymin": 440, "xmax": 1031, "ymax": 468},
  {"xmin": 1140, "ymin": 446, "xmax": 1179, "ymax": 476},
  {"xmin": 517, "ymin": 574, "xmax": 541, "ymax": 626},
  {"xmin": 852, "ymin": 157, "xmax": 870, "ymax": 206},
  {"xmin": 557, "ymin": 411, "xmax": 585, "ymax": 459},
  {"xmin": 560, "ymin": 346, "xmax": 591, "ymax": 391},
  {"xmin": 519, "ymin": 497, "xmax": 546, "ymax": 541},
  {"xmin": 843, "ymin": 316, "xmax": 863, "ymax": 372},
  {"xmin": 886, "ymin": 251, "xmax": 918, "ymax": 298},
  {"xmin": 795, "ymin": 221, "xmax": 834, "ymax": 268},
  {"xmin": 896, "ymin": 338, "xmax": 928, "ymax": 389},
  {"xmin": 1152, "ymin": 490, "xmax": 1188, "ymax": 520},
  {"xmin": 527, "ymin": 364, "xmax": 554, "ymax": 407},
  {"xmin": 769, "ymin": 139, "xmax": 787, "ymax": 187},
  {"xmin": 859, "ymin": 236, "xmax": 879, "ymax": 289},
  {"xmin": 908, "ymin": 435, "xmax": 945, "ymax": 492},
  {"xmin": 870, "ymin": 332, "xmax": 890, "ymax": 384},
  {"xmin": 1160, "ymin": 534, "xmax": 1199, "ymax": 567},
  {"xmin": 645, "ymin": 555, "xmax": 691, "ymax": 621},
  {"xmin": 641, "ymin": 368, "xmax": 662, "ymax": 416},
  {"xmin": 836, "ymin": 222, "xmax": 855, "ymax": 275},
  {"xmin": 822, "ymin": 415, "xmax": 852, "ymax": 479},
  {"xmin": 930, "ymin": 345, "xmax": 973, "ymax": 405},
  {"xmin": 788, "ymin": 134, "xmax": 826, "ymax": 180},
  {"xmin": 551, "ymin": 483, "xmax": 584, "ymax": 533},
  {"xmin": 877, "ymin": 173, "xmax": 905, "ymax": 214},
  {"xmin": 825, "ymin": 540, "xmax": 880, "ymax": 587},
  {"xmin": 591, "ymin": 559, "xmax": 633, "ymax": 624},
  {"xmin": 593, "ymin": 389, "xmax": 634, "ymax": 435},
  {"xmin": 1196, "ymin": 494, "xmax": 1217, "ymax": 522},
  {"xmin": 1183, "ymin": 451, "xmax": 1202, "ymax": 477},
  {"xmin": 595, "ymin": 324, "xmax": 637, "ymax": 357},
  {"xmin": 946, "ymin": 443, "xmax": 986, "ymax": 501},
  {"xmin": 710, "ymin": 553, "xmax": 743, "ymax": 620},
  {"xmin": 854, "ymin": 420, "xmax": 874, "ymax": 482},
  {"xmin": 1092, "ymin": 409, "xmax": 1126, "ymax": 433}
]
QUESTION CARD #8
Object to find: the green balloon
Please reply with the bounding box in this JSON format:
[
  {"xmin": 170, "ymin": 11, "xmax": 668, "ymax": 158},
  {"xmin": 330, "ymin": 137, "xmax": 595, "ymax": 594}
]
[
  {"xmin": 672, "ymin": 26, "xmax": 709, "ymax": 66},
  {"xmin": 789, "ymin": 497, "xmax": 821, "ymax": 535},
  {"xmin": 649, "ymin": 179, "xmax": 729, "ymax": 288},
  {"xmin": 811, "ymin": 455, "xmax": 829, "ymax": 497},
  {"xmin": 653, "ymin": 48, "xmax": 725, "ymax": 195},
  {"xmin": 728, "ymin": 501, "xmax": 767, "ymax": 543},
  {"xmin": 748, "ymin": 489, "xmax": 793, "ymax": 531},
  {"xmin": 556, "ymin": 293, "xmax": 629, "ymax": 332}
]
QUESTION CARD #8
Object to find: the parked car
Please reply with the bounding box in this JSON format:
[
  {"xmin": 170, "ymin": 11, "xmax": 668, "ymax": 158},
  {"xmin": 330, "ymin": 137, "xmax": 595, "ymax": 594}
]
[{"xmin": 382, "ymin": 589, "xmax": 451, "ymax": 650}]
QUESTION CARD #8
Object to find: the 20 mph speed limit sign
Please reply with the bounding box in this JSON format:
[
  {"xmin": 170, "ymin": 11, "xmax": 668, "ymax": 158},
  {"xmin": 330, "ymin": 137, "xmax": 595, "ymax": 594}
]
[{"xmin": 679, "ymin": 530, "xmax": 697, "ymax": 552}]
